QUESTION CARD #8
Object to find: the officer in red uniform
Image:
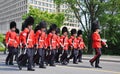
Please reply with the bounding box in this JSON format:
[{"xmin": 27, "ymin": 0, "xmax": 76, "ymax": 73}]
[
  {"xmin": 68, "ymin": 29, "xmax": 78, "ymax": 64},
  {"xmin": 46, "ymin": 24, "xmax": 60, "ymax": 66},
  {"xmin": 19, "ymin": 16, "xmax": 35, "ymax": 71},
  {"xmin": 35, "ymin": 21, "xmax": 47, "ymax": 68},
  {"xmin": 55, "ymin": 28, "xmax": 61, "ymax": 63},
  {"xmin": 77, "ymin": 30, "xmax": 86, "ymax": 62},
  {"xmin": 14, "ymin": 28, "xmax": 20, "ymax": 61},
  {"xmin": 60, "ymin": 27, "xmax": 69, "ymax": 65},
  {"xmin": 5, "ymin": 21, "xmax": 18, "ymax": 65},
  {"xmin": 89, "ymin": 21, "xmax": 107, "ymax": 68},
  {"xmin": 19, "ymin": 22, "xmax": 27, "ymax": 54}
]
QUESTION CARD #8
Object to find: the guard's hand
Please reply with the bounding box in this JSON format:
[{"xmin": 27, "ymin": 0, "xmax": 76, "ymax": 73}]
[
  {"xmin": 71, "ymin": 46, "xmax": 74, "ymax": 50},
  {"xmin": 105, "ymin": 44, "xmax": 108, "ymax": 48}
]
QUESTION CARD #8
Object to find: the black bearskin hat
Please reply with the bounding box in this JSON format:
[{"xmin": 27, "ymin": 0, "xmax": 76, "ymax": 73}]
[
  {"xmin": 21, "ymin": 22, "xmax": 26, "ymax": 31},
  {"xmin": 39, "ymin": 21, "xmax": 47, "ymax": 29},
  {"xmin": 34, "ymin": 25, "xmax": 41, "ymax": 33},
  {"xmin": 77, "ymin": 30, "xmax": 82, "ymax": 36},
  {"xmin": 62, "ymin": 27, "xmax": 68, "ymax": 34},
  {"xmin": 10, "ymin": 21, "xmax": 16, "ymax": 29},
  {"xmin": 24, "ymin": 16, "xmax": 34, "ymax": 27},
  {"xmin": 56, "ymin": 28, "xmax": 60, "ymax": 34},
  {"xmin": 49, "ymin": 24, "xmax": 57, "ymax": 32},
  {"xmin": 92, "ymin": 20, "xmax": 100, "ymax": 32},
  {"xmin": 15, "ymin": 28, "xmax": 19, "ymax": 34},
  {"xmin": 71, "ymin": 29, "xmax": 77, "ymax": 35}
]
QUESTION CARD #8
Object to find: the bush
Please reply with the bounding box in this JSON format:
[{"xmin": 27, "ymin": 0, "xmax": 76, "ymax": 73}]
[
  {"xmin": 0, "ymin": 42, "xmax": 5, "ymax": 51},
  {"xmin": 0, "ymin": 34, "xmax": 5, "ymax": 42}
]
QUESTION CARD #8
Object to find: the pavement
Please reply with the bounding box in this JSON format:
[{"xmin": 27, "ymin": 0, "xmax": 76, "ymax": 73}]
[{"xmin": 0, "ymin": 52, "xmax": 120, "ymax": 74}]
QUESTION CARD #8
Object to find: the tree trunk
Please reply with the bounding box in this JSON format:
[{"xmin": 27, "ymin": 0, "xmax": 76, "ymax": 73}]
[{"xmin": 87, "ymin": 32, "xmax": 93, "ymax": 54}]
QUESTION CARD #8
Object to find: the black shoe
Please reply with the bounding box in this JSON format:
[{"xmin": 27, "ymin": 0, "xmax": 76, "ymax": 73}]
[
  {"xmin": 66, "ymin": 58, "xmax": 70, "ymax": 63},
  {"xmin": 89, "ymin": 61, "xmax": 94, "ymax": 67},
  {"xmin": 78, "ymin": 60, "xmax": 83, "ymax": 63},
  {"xmin": 18, "ymin": 62, "xmax": 22, "ymax": 70},
  {"xmin": 39, "ymin": 66, "xmax": 46, "ymax": 68},
  {"xmin": 95, "ymin": 66, "xmax": 102, "ymax": 68},
  {"xmin": 46, "ymin": 62, "xmax": 48, "ymax": 66},
  {"xmin": 55, "ymin": 61, "xmax": 60, "ymax": 63},
  {"xmin": 61, "ymin": 62, "xmax": 67, "ymax": 65},
  {"xmin": 9, "ymin": 63, "xmax": 14, "ymax": 65},
  {"xmin": 5, "ymin": 62, "xmax": 8, "ymax": 65},
  {"xmin": 50, "ymin": 64, "xmax": 56, "ymax": 67},
  {"xmin": 18, "ymin": 65, "xmax": 22, "ymax": 70},
  {"xmin": 73, "ymin": 62, "xmax": 78, "ymax": 64},
  {"xmin": 27, "ymin": 68, "xmax": 35, "ymax": 71}
]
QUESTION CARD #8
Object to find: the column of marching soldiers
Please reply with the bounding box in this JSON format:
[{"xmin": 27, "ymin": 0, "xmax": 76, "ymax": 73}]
[{"xmin": 5, "ymin": 16, "xmax": 107, "ymax": 71}]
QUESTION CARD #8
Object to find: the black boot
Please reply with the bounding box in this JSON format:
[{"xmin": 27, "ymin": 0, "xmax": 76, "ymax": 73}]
[
  {"xmin": 5, "ymin": 61, "xmax": 8, "ymax": 65},
  {"xmin": 39, "ymin": 65, "xmax": 46, "ymax": 68},
  {"xmin": 89, "ymin": 61, "xmax": 94, "ymax": 67},
  {"xmin": 9, "ymin": 62, "xmax": 14, "ymax": 65},
  {"xmin": 95, "ymin": 66, "xmax": 102, "ymax": 68},
  {"xmin": 27, "ymin": 68, "xmax": 35, "ymax": 71},
  {"xmin": 18, "ymin": 62, "xmax": 22, "ymax": 70}
]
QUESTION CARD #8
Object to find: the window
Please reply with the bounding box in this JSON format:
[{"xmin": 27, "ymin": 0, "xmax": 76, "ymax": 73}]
[
  {"xmin": 29, "ymin": 0, "xmax": 33, "ymax": 3},
  {"xmin": 38, "ymin": 2, "xmax": 41, "ymax": 5},
  {"xmin": 34, "ymin": 1, "xmax": 37, "ymax": 4},
  {"xmin": 42, "ymin": 2, "xmax": 44, "ymax": 6},
  {"xmin": 46, "ymin": 3, "xmax": 48, "ymax": 7}
]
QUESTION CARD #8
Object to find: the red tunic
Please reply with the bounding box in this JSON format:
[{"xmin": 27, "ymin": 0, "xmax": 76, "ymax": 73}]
[
  {"xmin": 5, "ymin": 30, "xmax": 18, "ymax": 47},
  {"xmin": 47, "ymin": 33, "xmax": 60, "ymax": 49},
  {"xmin": 22, "ymin": 28, "xmax": 35, "ymax": 48},
  {"xmin": 56, "ymin": 35, "xmax": 61, "ymax": 48},
  {"xmin": 60, "ymin": 35, "xmax": 69, "ymax": 50},
  {"xmin": 77, "ymin": 37, "xmax": 85, "ymax": 50},
  {"xmin": 69, "ymin": 36, "xmax": 78, "ymax": 49},
  {"xmin": 92, "ymin": 32, "xmax": 102, "ymax": 49},
  {"xmin": 14, "ymin": 35, "xmax": 20, "ymax": 48},
  {"xmin": 35, "ymin": 30, "xmax": 47, "ymax": 49}
]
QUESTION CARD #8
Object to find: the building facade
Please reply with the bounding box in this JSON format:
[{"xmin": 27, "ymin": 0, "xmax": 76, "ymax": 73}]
[{"xmin": 0, "ymin": 0, "xmax": 80, "ymax": 33}]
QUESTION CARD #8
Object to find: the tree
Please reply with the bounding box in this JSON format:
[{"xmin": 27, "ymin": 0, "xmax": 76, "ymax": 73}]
[
  {"xmin": 54, "ymin": 0, "xmax": 120, "ymax": 54},
  {"xmin": 99, "ymin": 0, "xmax": 120, "ymax": 55},
  {"xmin": 22, "ymin": 6, "xmax": 65, "ymax": 29}
]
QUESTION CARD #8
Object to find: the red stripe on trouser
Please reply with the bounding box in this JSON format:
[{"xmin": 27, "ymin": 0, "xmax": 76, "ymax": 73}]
[{"xmin": 90, "ymin": 48, "xmax": 101, "ymax": 63}]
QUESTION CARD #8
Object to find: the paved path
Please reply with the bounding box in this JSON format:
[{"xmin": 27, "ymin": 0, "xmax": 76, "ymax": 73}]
[{"xmin": 0, "ymin": 53, "xmax": 120, "ymax": 74}]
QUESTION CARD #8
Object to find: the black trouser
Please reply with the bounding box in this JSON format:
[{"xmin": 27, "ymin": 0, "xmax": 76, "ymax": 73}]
[
  {"xmin": 6, "ymin": 46, "xmax": 17, "ymax": 64},
  {"xmin": 55, "ymin": 48, "xmax": 62, "ymax": 62},
  {"xmin": 26, "ymin": 48, "xmax": 34, "ymax": 69},
  {"xmin": 73, "ymin": 49, "xmax": 78, "ymax": 63},
  {"xmin": 49, "ymin": 49, "xmax": 56, "ymax": 65},
  {"xmin": 69, "ymin": 49, "xmax": 78, "ymax": 63},
  {"xmin": 90, "ymin": 48, "xmax": 101, "ymax": 66},
  {"xmin": 77, "ymin": 50, "xmax": 83, "ymax": 62},
  {"xmin": 60, "ymin": 50, "xmax": 68, "ymax": 64},
  {"xmin": 38, "ymin": 48, "xmax": 45, "ymax": 67},
  {"xmin": 14, "ymin": 48, "xmax": 20, "ymax": 61}
]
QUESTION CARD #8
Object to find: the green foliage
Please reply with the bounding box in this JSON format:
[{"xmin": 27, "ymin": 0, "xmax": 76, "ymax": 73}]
[
  {"xmin": 0, "ymin": 34, "xmax": 5, "ymax": 42},
  {"xmin": 0, "ymin": 34, "xmax": 5, "ymax": 52},
  {"xmin": 22, "ymin": 6, "xmax": 65, "ymax": 29}
]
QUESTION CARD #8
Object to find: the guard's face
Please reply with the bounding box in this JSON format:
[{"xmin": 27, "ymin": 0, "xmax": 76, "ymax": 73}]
[
  {"xmin": 73, "ymin": 33, "xmax": 77, "ymax": 37},
  {"xmin": 28, "ymin": 25, "xmax": 32, "ymax": 30},
  {"xmin": 79, "ymin": 34, "xmax": 82, "ymax": 37},
  {"xmin": 52, "ymin": 30, "xmax": 56, "ymax": 34},
  {"xmin": 41, "ymin": 28, "xmax": 46, "ymax": 32},
  {"xmin": 63, "ymin": 32, "xmax": 68, "ymax": 36},
  {"xmin": 11, "ymin": 27, "xmax": 16, "ymax": 31},
  {"xmin": 96, "ymin": 29, "xmax": 100, "ymax": 33}
]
